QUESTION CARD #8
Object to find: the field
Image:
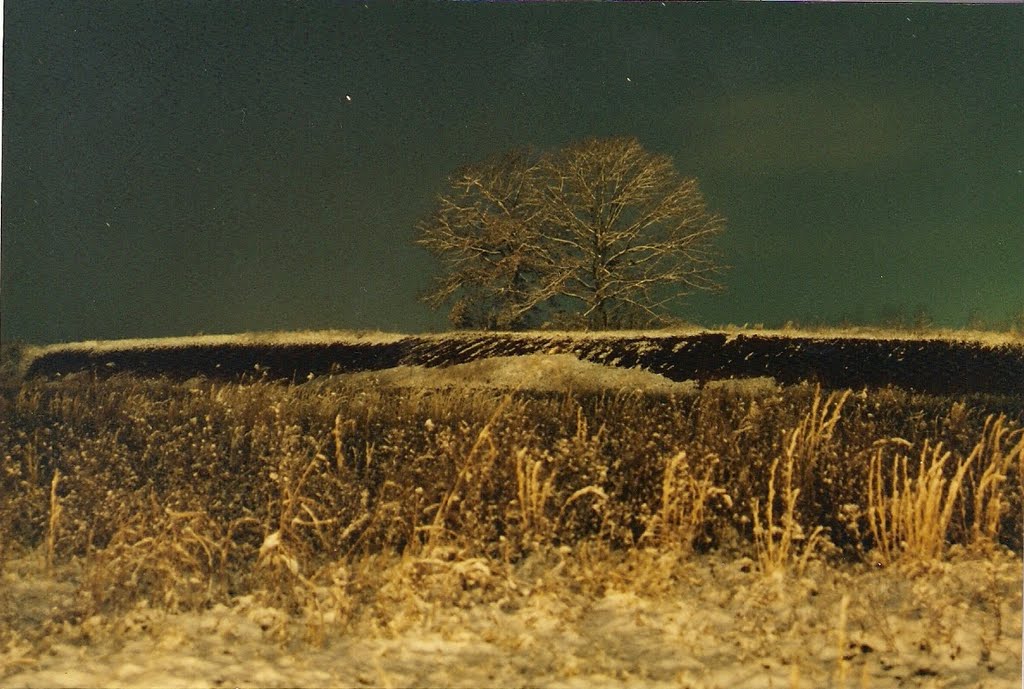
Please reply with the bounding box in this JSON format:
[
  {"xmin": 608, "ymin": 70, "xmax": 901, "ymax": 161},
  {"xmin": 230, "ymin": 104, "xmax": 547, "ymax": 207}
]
[
  {"xmin": 21, "ymin": 326, "xmax": 1024, "ymax": 396},
  {"xmin": 1, "ymin": 335, "xmax": 1022, "ymax": 687}
]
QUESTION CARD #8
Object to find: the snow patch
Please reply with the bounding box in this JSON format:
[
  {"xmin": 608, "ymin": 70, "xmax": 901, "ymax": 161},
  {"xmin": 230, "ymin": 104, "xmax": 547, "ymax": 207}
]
[{"xmin": 331, "ymin": 353, "xmax": 700, "ymax": 394}]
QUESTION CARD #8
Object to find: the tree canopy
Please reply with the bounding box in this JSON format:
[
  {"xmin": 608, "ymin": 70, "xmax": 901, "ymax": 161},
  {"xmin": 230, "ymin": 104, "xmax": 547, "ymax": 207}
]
[{"xmin": 417, "ymin": 136, "xmax": 726, "ymax": 330}]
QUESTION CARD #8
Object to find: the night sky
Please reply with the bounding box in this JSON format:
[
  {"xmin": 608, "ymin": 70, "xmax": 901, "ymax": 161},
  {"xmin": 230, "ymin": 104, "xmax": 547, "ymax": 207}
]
[{"xmin": 2, "ymin": 2, "xmax": 1022, "ymax": 344}]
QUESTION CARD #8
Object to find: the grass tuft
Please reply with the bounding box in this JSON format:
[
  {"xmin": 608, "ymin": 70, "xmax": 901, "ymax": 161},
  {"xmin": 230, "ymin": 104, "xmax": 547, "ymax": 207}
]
[{"xmin": 751, "ymin": 388, "xmax": 848, "ymax": 574}]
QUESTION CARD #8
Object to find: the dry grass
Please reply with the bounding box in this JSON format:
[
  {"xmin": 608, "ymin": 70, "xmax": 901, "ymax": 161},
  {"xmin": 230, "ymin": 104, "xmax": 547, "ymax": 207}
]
[
  {"xmin": 868, "ymin": 413, "xmax": 1024, "ymax": 566},
  {"xmin": 0, "ymin": 370, "xmax": 1021, "ymax": 646},
  {"xmin": 868, "ymin": 441, "xmax": 965, "ymax": 565},
  {"xmin": 750, "ymin": 389, "xmax": 849, "ymax": 574},
  {"xmin": 967, "ymin": 415, "xmax": 1024, "ymax": 551},
  {"xmin": 82, "ymin": 493, "xmax": 238, "ymax": 612},
  {"xmin": 44, "ymin": 470, "xmax": 61, "ymax": 575},
  {"xmin": 641, "ymin": 450, "xmax": 728, "ymax": 554}
]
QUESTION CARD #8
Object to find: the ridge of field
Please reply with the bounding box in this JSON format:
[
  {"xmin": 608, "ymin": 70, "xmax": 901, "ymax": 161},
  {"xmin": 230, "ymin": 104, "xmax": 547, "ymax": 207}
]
[
  {"xmin": 19, "ymin": 327, "xmax": 1024, "ymax": 397},
  {"xmin": 22, "ymin": 324, "xmax": 1024, "ymax": 355}
]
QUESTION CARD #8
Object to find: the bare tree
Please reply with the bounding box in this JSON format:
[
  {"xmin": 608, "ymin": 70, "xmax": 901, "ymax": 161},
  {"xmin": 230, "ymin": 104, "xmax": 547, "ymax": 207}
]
[
  {"xmin": 417, "ymin": 137, "xmax": 726, "ymax": 330},
  {"xmin": 538, "ymin": 136, "xmax": 726, "ymax": 329},
  {"xmin": 416, "ymin": 149, "xmax": 561, "ymax": 329}
]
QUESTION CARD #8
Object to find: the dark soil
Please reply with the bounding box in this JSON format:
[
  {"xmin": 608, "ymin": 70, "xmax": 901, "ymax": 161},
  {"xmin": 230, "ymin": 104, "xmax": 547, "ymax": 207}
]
[{"xmin": 25, "ymin": 333, "xmax": 1024, "ymax": 396}]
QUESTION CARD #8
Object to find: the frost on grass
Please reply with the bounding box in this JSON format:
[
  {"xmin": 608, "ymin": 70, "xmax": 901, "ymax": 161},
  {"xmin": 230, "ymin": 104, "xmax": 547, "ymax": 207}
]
[{"xmin": 1, "ymin": 364, "xmax": 1021, "ymax": 688}]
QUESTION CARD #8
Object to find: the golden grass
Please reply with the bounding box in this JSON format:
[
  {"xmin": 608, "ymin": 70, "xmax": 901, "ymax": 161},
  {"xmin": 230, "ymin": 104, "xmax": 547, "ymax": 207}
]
[
  {"xmin": 968, "ymin": 415, "xmax": 1024, "ymax": 551},
  {"xmin": 751, "ymin": 388, "xmax": 848, "ymax": 574},
  {"xmin": 0, "ymin": 371, "xmax": 1021, "ymax": 643},
  {"xmin": 44, "ymin": 470, "xmax": 61, "ymax": 575},
  {"xmin": 868, "ymin": 441, "xmax": 959, "ymax": 565},
  {"xmin": 641, "ymin": 450, "xmax": 728, "ymax": 554},
  {"xmin": 868, "ymin": 413, "xmax": 1024, "ymax": 566},
  {"xmin": 83, "ymin": 494, "xmax": 237, "ymax": 612}
]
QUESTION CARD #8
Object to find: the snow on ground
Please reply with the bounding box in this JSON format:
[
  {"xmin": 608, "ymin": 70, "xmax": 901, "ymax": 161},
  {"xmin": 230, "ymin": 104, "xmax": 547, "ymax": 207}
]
[
  {"xmin": 328, "ymin": 353, "xmax": 712, "ymax": 394},
  {"xmin": 2, "ymin": 548, "xmax": 1021, "ymax": 688},
  {"xmin": 328, "ymin": 353, "xmax": 784, "ymax": 396}
]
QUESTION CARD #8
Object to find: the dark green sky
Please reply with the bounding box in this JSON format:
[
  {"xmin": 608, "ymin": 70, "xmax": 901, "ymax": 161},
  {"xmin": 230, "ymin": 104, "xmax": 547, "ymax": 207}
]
[{"xmin": 2, "ymin": 2, "xmax": 1022, "ymax": 343}]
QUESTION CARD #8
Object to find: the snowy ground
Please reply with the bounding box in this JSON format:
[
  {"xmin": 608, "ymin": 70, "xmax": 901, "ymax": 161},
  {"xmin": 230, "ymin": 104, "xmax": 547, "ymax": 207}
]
[
  {"xmin": 321, "ymin": 352, "xmax": 706, "ymax": 394},
  {"xmin": 2, "ymin": 547, "xmax": 1021, "ymax": 689},
  {"xmin": 312, "ymin": 352, "xmax": 786, "ymax": 397}
]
